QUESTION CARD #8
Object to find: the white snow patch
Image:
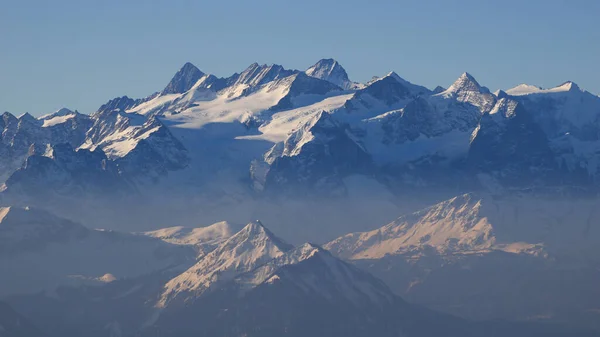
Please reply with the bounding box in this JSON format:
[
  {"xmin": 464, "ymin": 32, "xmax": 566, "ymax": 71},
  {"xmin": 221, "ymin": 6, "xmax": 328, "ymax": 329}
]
[{"xmin": 41, "ymin": 114, "xmax": 76, "ymax": 127}]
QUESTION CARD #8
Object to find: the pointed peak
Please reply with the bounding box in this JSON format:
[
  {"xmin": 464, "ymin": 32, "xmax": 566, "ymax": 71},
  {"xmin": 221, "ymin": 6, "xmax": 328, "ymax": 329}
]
[
  {"xmin": 246, "ymin": 219, "xmax": 266, "ymax": 230},
  {"xmin": 385, "ymin": 71, "xmax": 401, "ymax": 81},
  {"xmin": 367, "ymin": 72, "xmax": 402, "ymax": 86},
  {"xmin": 446, "ymin": 72, "xmax": 482, "ymax": 93},
  {"xmin": 161, "ymin": 62, "xmax": 205, "ymax": 95},
  {"xmin": 306, "ymin": 58, "xmax": 341, "ymax": 72},
  {"xmin": 180, "ymin": 61, "xmax": 198, "ymax": 70},
  {"xmin": 234, "ymin": 220, "xmax": 291, "ymax": 250},
  {"xmin": 18, "ymin": 112, "xmax": 38, "ymax": 123},
  {"xmin": 2, "ymin": 111, "xmax": 17, "ymax": 121},
  {"xmin": 460, "ymin": 71, "xmax": 476, "ymax": 80},
  {"xmin": 305, "ymin": 58, "xmax": 354, "ymax": 89}
]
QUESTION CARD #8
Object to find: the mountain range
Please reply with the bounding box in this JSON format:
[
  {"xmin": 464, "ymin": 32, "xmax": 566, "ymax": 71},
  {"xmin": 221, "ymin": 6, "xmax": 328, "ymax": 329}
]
[
  {"xmin": 1, "ymin": 58, "xmax": 600, "ymax": 336},
  {"xmin": 1, "ymin": 59, "xmax": 599, "ymax": 236}
]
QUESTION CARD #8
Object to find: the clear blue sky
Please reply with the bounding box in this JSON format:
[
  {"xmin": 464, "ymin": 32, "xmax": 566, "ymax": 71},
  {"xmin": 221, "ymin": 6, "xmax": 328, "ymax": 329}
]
[{"xmin": 1, "ymin": 0, "xmax": 598, "ymax": 115}]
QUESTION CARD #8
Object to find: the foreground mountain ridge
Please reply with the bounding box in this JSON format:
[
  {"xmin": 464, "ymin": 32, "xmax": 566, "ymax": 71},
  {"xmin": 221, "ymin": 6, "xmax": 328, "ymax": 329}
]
[{"xmin": 6, "ymin": 215, "xmax": 596, "ymax": 337}]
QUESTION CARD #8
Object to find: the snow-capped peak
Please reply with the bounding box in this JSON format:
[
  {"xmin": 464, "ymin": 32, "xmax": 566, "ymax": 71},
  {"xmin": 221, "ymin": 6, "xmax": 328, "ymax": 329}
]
[
  {"xmin": 305, "ymin": 58, "xmax": 355, "ymax": 90},
  {"xmin": 445, "ymin": 72, "xmax": 482, "ymax": 93},
  {"xmin": 505, "ymin": 83, "xmax": 543, "ymax": 96},
  {"xmin": 435, "ymin": 72, "xmax": 496, "ymax": 112},
  {"xmin": 161, "ymin": 62, "xmax": 205, "ymax": 95},
  {"xmin": 158, "ymin": 220, "xmax": 292, "ymax": 306},
  {"xmin": 506, "ymin": 81, "xmax": 582, "ymax": 96},
  {"xmin": 306, "ymin": 58, "xmax": 343, "ymax": 77}
]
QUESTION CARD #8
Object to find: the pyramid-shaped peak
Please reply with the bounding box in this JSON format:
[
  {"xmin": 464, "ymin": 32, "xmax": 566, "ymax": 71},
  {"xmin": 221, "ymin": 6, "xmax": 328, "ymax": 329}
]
[
  {"xmin": 385, "ymin": 71, "xmax": 401, "ymax": 81},
  {"xmin": 18, "ymin": 112, "xmax": 39, "ymax": 124},
  {"xmin": 306, "ymin": 58, "xmax": 355, "ymax": 89},
  {"xmin": 227, "ymin": 220, "xmax": 292, "ymax": 251},
  {"xmin": 161, "ymin": 62, "xmax": 205, "ymax": 95},
  {"xmin": 245, "ymin": 219, "xmax": 266, "ymax": 231},
  {"xmin": 158, "ymin": 219, "xmax": 292, "ymax": 306},
  {"xmin": 181, "ymin": 62, "xmax": 199, "ymax": 70},
  {"xmin": 446, "ymin": 72, "xmax": 482, "ymax": 93},
  {"xmin": 2, "ymin": 112, "xmax": 17, "ymax": 121}
]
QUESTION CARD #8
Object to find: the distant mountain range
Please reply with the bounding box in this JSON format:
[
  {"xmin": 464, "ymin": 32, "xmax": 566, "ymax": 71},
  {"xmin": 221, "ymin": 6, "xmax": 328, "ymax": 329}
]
[
  {"xmin": 2, "ymin": 58, "xmax": 600, "ymax": 336},
  {"xmin": 2, "ymin": 59, "xmax": 600, "ymax": 204}
]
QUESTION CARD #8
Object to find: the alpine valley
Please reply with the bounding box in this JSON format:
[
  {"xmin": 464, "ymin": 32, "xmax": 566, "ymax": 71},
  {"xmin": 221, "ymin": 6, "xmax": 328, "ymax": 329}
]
[{"xmin": 1, "ymin": 58, "xmax": 600, "ymax": 337}]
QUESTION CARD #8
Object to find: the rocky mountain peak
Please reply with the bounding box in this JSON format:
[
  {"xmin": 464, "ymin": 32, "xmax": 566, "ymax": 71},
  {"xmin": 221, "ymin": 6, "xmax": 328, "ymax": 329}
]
[
  {"xmin": 305, "ymin": 58, "xmax": 352, "ymax": 89},
  {"xmin": 446, "ymin": 72, "xmax": 482, "ymax": 93},
  {"xmin": 161, "ymin": 62, "xmax": 205, "ymax": 95}
]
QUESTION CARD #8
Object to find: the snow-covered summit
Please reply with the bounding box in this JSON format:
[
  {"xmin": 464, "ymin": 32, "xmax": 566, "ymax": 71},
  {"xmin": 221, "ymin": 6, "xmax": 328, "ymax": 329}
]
[
  {"xmin": 435, "ymin": 72, "xmax": 496, "ymax": 113},
  {"xmin": 444, "ymin": 72, "xmax": 482, "ymax": 93},
  {"xmin": 506, "ymin": 81, "xmax": 581, "ymax": 96},
  {"xmin": 325, "ymin": 191, "xmax": 600, "ymax": 261},
  {"xmin": 305, "ymin": 58, "xmax": 360, "ymax": 90},
  {"xmin": 158, "ymin": 220, "xmax": 292, "ymax": 306}
]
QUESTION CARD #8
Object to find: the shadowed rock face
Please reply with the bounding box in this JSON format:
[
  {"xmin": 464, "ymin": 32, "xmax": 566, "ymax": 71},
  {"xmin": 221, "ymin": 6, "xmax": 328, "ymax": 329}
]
[
  {"xmin": 161, "ymin": 62, "xmax": 205, "ymax": 95},
  {"xmin": 306, "ymin": 58, "xmax": 353, "ymax": 90}
]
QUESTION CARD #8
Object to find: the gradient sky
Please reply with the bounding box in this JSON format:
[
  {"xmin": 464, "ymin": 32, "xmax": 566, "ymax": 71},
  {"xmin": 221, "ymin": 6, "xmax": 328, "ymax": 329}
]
[{"xmin": 1, "ymin": 0, "xmax": 598, "ymax": 115}]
